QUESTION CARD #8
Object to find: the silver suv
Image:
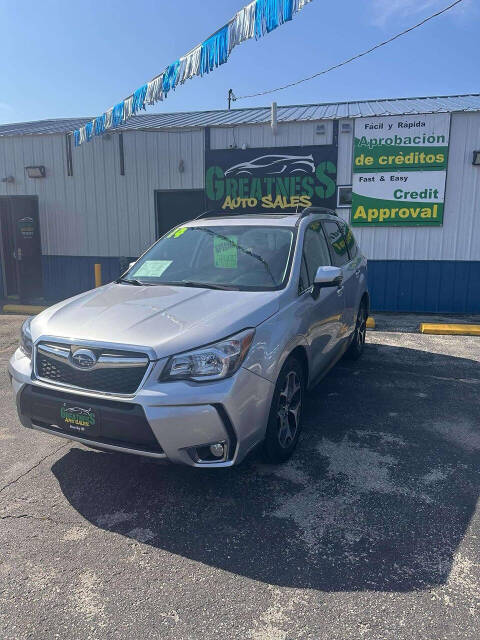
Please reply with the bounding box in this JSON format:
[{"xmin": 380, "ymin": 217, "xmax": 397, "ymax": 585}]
[{"xmin": 9, "ymin": 208, "xmax": 368, "ymax": 467}]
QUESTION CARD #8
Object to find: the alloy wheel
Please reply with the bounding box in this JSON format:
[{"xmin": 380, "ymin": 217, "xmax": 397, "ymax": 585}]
[
  {"xmin": 277, "ymin": 370, "xmax": 302, "ymax": 449},
  {"xmin": 356, "ymin": 306, "xmax": 367, "ymax": 349}
]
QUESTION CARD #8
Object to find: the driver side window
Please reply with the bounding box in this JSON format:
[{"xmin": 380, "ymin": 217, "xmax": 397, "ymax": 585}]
[{"xmin": 299, "ymin": 221, "xmax": 331, "ymax": 293}]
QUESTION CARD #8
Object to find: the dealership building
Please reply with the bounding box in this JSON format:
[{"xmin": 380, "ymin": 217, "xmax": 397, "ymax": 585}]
[{"xmin": 0, "ymin": 93, "xmax": 479, "ymax": 312}]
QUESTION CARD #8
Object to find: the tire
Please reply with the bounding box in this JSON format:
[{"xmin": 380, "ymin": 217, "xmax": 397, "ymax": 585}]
[
  {"xmin": 263, "ymin": 356, "xmax": 305, "ymax": 464},
  {"xmin": 345, "ymin": 301, "xmax": 367, "ymax": 361}
]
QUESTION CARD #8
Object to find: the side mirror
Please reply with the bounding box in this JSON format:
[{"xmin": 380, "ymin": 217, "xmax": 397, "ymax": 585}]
[
  {"xmin": 128, "ymin": 261, "xmax": 137, "ymax": 270},
  {"xmin": 312, "ymin": 266, "xmax": 343, "ymax": 298}
]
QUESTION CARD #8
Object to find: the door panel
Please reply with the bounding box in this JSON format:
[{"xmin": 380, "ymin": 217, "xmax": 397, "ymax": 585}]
[
  {"xmin": 300, "ymin": 287, "xmax": 345, "ymax": 380},
  {"xmin": 299, "ymin": 221, "xmax": 345, "ymax": 381},
  {"xmin": 155, "ymin": 190, "xmax": 206, "ymax": 238},
  {"xmin": 0, "ymin": 199, "xmax": 18, "ymax": 296},
  {"xmin": 0, "ymin": 196, "xmax": 43, "ymax": 300},
  {"xmin": 322, "ymin": 219, "xmax": 356, "ymax": 336}
]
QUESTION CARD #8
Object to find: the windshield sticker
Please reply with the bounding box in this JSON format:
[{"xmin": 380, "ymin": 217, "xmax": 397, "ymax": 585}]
[
  {"xmin": 214, "ymin": 235, "xmax": 238, "ymax": 269},
  {"xmin": 167, "ymin": 227, "xmax": 188, "ymax": 239},
  {"xmin": 134, "ymin": 260, "xmax": 172, "ymax": 277}
]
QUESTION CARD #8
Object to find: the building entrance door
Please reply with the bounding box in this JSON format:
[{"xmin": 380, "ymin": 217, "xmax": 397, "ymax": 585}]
[
  {"xmin": 155, "ymin": 190, "xmax": 206, "ymax": 238},
  {"xmin": 0, "ymin": 196, "xmax": 43, "ymax": 301}
]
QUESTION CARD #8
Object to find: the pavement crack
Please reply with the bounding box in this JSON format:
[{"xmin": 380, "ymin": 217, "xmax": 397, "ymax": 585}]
[
  {"xmin": 0, "ymin": 513, "xmax": 72, "ymax": 527},
  {"xmin": 0, "ymin": 442, "xmax": 70, "ymax": 495}
]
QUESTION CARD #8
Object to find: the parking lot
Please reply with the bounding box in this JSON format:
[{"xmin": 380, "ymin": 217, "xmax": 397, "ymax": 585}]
[{"xmin": 1, "ymin": 313, "xmax": 480, "ymax": 640}]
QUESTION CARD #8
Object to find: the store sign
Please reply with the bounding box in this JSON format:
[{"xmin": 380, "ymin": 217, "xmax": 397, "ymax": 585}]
[
  {"xmin": 351, "ymin": 113, "xmax": 450, "ymax": 226},
  {"xmin": 205, "ymin": 145, "xmax": 337, "ymax": 212}
]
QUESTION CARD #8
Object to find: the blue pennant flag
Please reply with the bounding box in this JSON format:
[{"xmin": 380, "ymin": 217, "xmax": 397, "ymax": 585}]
[{"xmin": 200, "ymin": 25, "xmax": 229, "ymax": 76}]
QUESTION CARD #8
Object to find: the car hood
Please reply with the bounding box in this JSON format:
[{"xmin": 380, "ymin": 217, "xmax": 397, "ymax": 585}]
[{"xmin": 32, "ymin": 283, "xmax": 280, "ymax": 359}]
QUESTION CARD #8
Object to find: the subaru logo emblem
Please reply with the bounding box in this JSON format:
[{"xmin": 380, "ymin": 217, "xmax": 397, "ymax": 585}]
[{"xmin": 71, "ymin": 348, "xmax": 97, "ymax": 370}]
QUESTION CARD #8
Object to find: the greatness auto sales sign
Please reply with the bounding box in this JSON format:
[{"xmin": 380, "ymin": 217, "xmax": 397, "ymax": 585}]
[
  {"xmin": 351, "ymin": 113, "xmax": 450, "ymax": 227},
  {"xmin": 205, "ymin": 146, "xmax": 337, "ymax": 212}
]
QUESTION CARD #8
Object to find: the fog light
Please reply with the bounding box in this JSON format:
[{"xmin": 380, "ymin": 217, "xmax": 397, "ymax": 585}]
[
  {"xmin": 189, "ymin": 441, "xmax": 228, "ymax": 463},
  {"xmin": 210, "ymin": 443, "xmax": 225, "ymax": 458}
]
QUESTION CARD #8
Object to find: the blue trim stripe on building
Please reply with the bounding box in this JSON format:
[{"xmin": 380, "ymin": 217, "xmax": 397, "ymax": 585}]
[
  {"xmin": 41, "ymin": 256, "xmax": 480, "ymax": 314},
  {"xmin": 42, "ymin": 256, "xmax": 134, "ymax": 302},
  {"xmin": 369, "ymin": 260, "xmax": 480, "ymax": 313}
]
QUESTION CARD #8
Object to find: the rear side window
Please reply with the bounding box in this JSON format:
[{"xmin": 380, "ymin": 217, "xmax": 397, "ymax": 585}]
[
  {"xmin": 343, "ymin": 223, "xmax": 359, "ymax": 259},
  {"xmin": 323, "ymin": 220, "xmax": 350, "ymax": 267},
  {"xmin": 302, "ymin": 221, "xmax": 331, "ymax": 285},
  {"xmin": 336, "ymin": 218, "xmax": 359, "ymax": 260}
]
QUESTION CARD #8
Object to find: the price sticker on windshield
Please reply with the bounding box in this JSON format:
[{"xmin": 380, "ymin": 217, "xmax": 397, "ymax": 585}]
[
  {"xmin": 214, "ymin": 236, "xmax": 238, "ymax": 269},
  {"xmin": 134, "ymin": 260, "xmax": 172, "ymax": 277}
]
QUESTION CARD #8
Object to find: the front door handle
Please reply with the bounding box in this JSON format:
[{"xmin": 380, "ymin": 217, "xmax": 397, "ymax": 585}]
[
  {"xmin": 355, "ymin": 269, "xmax": 361, "ymax": 278},
  {"xmin": 337, "ymin": 286, "xmax": 344, "ymax": 296}
]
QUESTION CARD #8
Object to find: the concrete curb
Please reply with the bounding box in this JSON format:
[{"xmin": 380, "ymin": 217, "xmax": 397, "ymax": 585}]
[{"xmin": 420, "ymin": 323, "xmax": 480, "ymax": 336}]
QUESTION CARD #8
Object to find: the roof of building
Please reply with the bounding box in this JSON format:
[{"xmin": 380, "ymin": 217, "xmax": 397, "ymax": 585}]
[{"xmin": 1, "ymin": 93, "xmax": 479, "ymax": 137}]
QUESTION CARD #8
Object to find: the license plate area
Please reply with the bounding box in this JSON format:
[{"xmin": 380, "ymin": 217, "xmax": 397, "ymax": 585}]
[{"xmin": 57, "ymin": 402, "xmax": 100, "ymax": 437}]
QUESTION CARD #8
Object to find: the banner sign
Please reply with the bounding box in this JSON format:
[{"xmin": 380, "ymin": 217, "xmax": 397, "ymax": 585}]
[
  {"xmin": 351, "ymin": 113, "xmax": 450, "ymax": 227},
  {"xmin": 205, "ymin": 145, "xmax": 337, "ymax": 212}
]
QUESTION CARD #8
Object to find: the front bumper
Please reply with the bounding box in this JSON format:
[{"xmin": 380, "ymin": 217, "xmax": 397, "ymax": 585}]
[{"xmin": 8, "ymin": 349, "xmax": 274, "ymax": 467}]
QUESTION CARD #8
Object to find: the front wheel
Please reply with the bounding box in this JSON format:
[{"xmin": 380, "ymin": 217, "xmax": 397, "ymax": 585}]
[
  {"xmin": 263, "ymin": 356, "xmax": 305, "ymax": 464},
  {"xmin": 345, "ymin": 302, "xmax": 367, "ymax": 360}
]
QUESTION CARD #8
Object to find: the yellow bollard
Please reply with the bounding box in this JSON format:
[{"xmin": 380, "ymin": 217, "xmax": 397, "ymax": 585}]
[{"xmin": 94, "ymin": 263, "xmax": 102, "ymax": 288}]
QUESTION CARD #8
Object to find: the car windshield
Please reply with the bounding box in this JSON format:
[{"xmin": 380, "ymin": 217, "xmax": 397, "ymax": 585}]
[{"xmin": 126, "ymin": 224, "xmax": 295, "ymax": 291}]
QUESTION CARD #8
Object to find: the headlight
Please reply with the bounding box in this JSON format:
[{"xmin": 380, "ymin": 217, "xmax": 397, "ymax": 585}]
[
  {"xmin": 20, "ymin": 317, "xmax": 33, "ymax": 358},
  {"xmin": 162, "ymin": 329, "xmax": 255, "ymax": 382}
]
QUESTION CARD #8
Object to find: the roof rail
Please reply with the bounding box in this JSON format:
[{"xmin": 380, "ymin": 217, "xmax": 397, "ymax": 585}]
[
  {"xmin": 301, "ymin": 206, "xmax": 337, "ymax": 218},
  {"xmin": 194, "ymin": 210, "xmax": 303, "ymax": 220},
  {"xmin": 194, "ymin": 210, "xmax": 224, "ymax": 220},
  {"xmin": 194, "ymin": 208, "xmax": 337, "ymax": 222}
]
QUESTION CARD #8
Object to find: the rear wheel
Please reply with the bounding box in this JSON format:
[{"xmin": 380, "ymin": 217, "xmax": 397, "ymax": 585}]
[
  {"xmin": 263, "ymin": 356, "xmax": 305, "ymax": 464},
  {"xmin": 345, "ymin": 302, "xmax": 367, "ymax": 360}
]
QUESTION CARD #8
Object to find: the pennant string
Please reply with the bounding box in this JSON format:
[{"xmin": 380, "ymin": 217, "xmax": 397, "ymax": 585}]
[
  {"xmin": 200, "ymin": 25, "xmax": 229, "ymax": 76},
  {"xmin": 73, "ymin": 0, "xmax": 314, "ymax": 145}
]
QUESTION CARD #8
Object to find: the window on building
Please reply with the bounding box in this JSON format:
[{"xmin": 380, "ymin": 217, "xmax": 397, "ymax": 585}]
[{"xmin": 337, "ymin": 186, "xmax": 352, "ymax": 208}]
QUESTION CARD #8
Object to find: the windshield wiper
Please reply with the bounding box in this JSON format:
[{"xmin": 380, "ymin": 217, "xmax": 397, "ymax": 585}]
[
  {"xmin": 115, "ymin": 277, "xmax": 147, "ymax": 286},
  {"xmin": 163, "ymin": 280, "xmax": 239, "ymax": 291}
]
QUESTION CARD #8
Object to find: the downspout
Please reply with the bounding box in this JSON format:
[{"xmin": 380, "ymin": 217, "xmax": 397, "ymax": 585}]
[{"xmin": 271, "ymin": 101, "xmax": 278, "ymax": 136}]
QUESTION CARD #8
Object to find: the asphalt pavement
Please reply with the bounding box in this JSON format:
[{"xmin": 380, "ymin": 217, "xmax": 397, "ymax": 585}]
[{"xmin": 1, "ymin": 313, "xmax": 480, "ymax": 640}]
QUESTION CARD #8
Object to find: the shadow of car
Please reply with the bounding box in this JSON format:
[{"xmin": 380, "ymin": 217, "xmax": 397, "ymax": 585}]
[{"xmin": 51, "ymin": 342, "xmax": 480, "ymax": 592}]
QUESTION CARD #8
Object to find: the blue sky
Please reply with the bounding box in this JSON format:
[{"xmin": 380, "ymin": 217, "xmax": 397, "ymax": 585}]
[{"xmin": 0, "ymin": 0, "xmax": 477, "ymax": 124}]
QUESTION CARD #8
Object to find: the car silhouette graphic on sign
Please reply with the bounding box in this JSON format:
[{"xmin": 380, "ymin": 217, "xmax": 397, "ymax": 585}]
[{"xmin": 224, "ymin": 154, "xmax": 316, "ymax": 177}]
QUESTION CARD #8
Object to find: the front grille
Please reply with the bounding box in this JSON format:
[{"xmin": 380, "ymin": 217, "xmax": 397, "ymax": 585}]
[{"xmin": 35, "ymin": 342, "xmax": 150, "ymax": 395}]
